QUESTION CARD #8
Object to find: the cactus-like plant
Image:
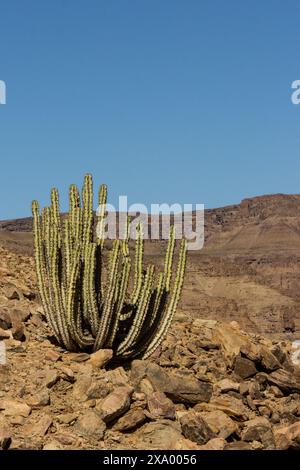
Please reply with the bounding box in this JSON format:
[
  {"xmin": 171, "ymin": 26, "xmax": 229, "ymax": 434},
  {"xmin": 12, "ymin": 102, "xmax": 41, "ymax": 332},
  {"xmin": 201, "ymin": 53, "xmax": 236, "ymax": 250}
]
[{"xmin": 32, "ymin": 174, "xmax": 187, "ymax": 359}]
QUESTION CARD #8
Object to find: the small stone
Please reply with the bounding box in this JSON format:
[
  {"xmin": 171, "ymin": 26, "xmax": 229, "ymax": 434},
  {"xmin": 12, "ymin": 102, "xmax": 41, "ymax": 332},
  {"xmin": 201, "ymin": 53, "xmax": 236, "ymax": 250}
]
[
  {"xmin": 72, "ymin": 367, "xmax": 93, "ymax": 402},
  {"xmin": 241, "ymin": 417, "xmax": 275, "ymax": 449},
  {"xmin": 12, "ymin": 321, "xmax": 25, "ymax": 341},
  {"xmin": 59, "ymin": 366, "xmax": 75, "ymax": 383},
  {"xmin": 147, "ymin": 392, "xmax": 176, "ymax": 420},
  {"xmin": 88, "ymin": 349, "xmax": 113, "ymax": 368},
  {"xmin": 3, "ymin": 284, "xmax": 21, "ymax": 300},
  {"xmin": 137, "ymin": 420, "xmax": 183, "ymax": 450},
  {"xmin": 199, "ymin": 437, "xmax": 226, "ymax": 450},
  {"xmin": 44, "ymin": 369, "xmax": 59, "ymax": 388},
  {"xmin": 43, "ymin": 441, "xmax": 62, "ymax": 450},
  {"xmin": 86, "ymin": 381, "xmax": 111, "ymax": 400},
  {"xmin": 57, "ymin": 413, "xmax": 78, "ymax": 425},
  {"xmin": 23, "ymin": 414, "xmax": 53, "ymax": 437},
  {"xmin": 0, "ymin": 312, "xmax": 12, "ymax": 330},
  {"xmin": 67, "ymin": 352, "xmax": 90, "ymax": 363},
  {"xmin": 76, "ymin": 410, "xmax": 106, "ymax": 440},
  {"xmin": 115, "ymin": 408, "xmax": 147, "ymax": 432},
  {"xmin": 98, "ymin": 386, "xmax": 132, "ymax": 423},
  {"xmin": 215, "ymin": 379, "xmax": 240, "ymax": 394},
  {"xmin": 274, "ymin": 421, "xmax": 300, "ymax": 450},
  {"xmin": 0, "ymin": 328, "xmax": 10, "ymax": 340},
  {"xmin": 0, "ymin": 399, "xmax": 31, "ymax": 417},
  {"xmin": 26, "ymin": 388, "xmax": 50, "ymax": 408},
  {"xmin": 260, "ymin": 347, "xmax": 280, "ymax": 372},
  {"xmin": 106, "ymin": 367, "xmax": 129, "ymax": 387},
  {"xmin": 200, "ymin": 410, "xmax": 238, "ymax": 439},
  {"xmin": 234, "ymin": 355, "xmax": 257, "ymax": 379},
  {"xmin": 45, "ymin": 350, "xmax": 61, "ymax": 362},
  {"xmin": 180, "ymin": 412, "xmax": 216, "ymax": 445}
]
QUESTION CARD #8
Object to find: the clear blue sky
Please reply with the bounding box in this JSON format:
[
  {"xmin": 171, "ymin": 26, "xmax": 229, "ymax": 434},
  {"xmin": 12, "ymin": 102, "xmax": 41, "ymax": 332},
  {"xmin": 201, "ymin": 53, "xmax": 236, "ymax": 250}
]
[{"xmin": 1, "ymin": 0, "xmax": 300, "ymax": 219}]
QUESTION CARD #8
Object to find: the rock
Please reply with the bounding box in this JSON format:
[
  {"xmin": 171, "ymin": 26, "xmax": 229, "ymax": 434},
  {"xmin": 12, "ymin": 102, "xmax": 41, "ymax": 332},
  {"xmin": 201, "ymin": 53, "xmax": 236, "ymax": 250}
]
[
  {"xmin": 43, "ymin": 441, "xmax": 62, "ymax": 450},
  {"xmin": 86, "ymin": 381, "xmax": 111, "ymax": 400},
  {"xmin": 106, "ymin": 367, "xmax": 129, "ymax": 387},
  {"xmin": 0, "ymin": 399, "xmax": 31, "ymax": 417},
  {"xmin": 0, "ymin": 418, "xmax": 11, "ymax": 450},
  {"xmin": 215, "ymin": 378, "xmax": 240, "ymax": 394},
  {"xmin": 88, "ymin": 349, "xmax": 113, "ymax": 368},
  {"xmin": 180, "ymin": 412, "xmax": 216, "ymax": 445},
  {"xmin": 137, "ymin": 420, "xmax": 183, "ymax": 450},
  {"xmin": 67, "ymin": 352, "xmax": 90, "ymax": 363},
  {"xmin": 4, "ymin": 338, "xmax": 25, "ymax": 352},
  {"xmin": 248, "ymin": 381, "xmax": 262, "ymax": 400},
  {"xmin": 186, "ymin": 339, "xmax": 219, "ymax": 354},
  {"xmin": 3, "ymin": 284, "xmax": 21, "ymax": 300},
  {"xmin": 44, "ymin": 369, "xmax": 59, "ymax": 388},
  {"xmin": 54, "ymin": 432, "xmax": 78, "ymax": 446},
  {"xmin": 260, "ymin": 347, "xmax": 281, "ymax": 371},
  {"xmin": 98, "ymin": 386, "xmax": 132, "ymax": 423},
  {"xmin": 45, "ymin": 350, "xmax": 61, "ymax": 362},
  {"xmin": 225, "ymin": 441, "xmax": 253, "ymax": 450},
  {"xmin": 234, "ymin": 355, "xmax": 257, "ymax": 379},
  {"xmin": 195, "ymin": 396, "xmax": 249, "ymax": 421},
  {"xmin": 72, "ymin": 367, "xmax": 93, "ymax": 402},
  {"xmin": 0, "ymin": 328, "xmax": 10, "ymax": 340},
  {"xmin": 0, "ymin": 312, "xmax": 12, "ymax": 330},
  {"xmin": 0, "ymin": 365, "xmax": 9, "ymax": 386},
  {"xmin": 239, "ymin": 382, "xmax": 249, "ymax": 396},
  {"xmin": 147, "ymin": 392, "xmax": 176, "ymax": 420},
  {"xmin": 200, "ymin": 410, "xmax": 238, "ymax": 439},
  {"xmin": 12, "ymin": 321, "xmax": 25, "ymax": 341},
  {"xmin": 199, "ymin": 437, "xmax": 226, "ymax": 450},
  {"xmin": 193, "ymin": 319, "xmax": 217, "ymax": 329},
  {"xmin": 212, "ymin": 323, "xmax": 259, "ymax": 363},
  {"xmin": 23, "ymin": 414, "xmax": 53, "ymax": 437},
  {"xmin": 266, "ymin": 369, "xmax": 300, "ymax": 393},
  {"xmin": 59, "ymin": 366, "xmax": 75, "ymax": 383},
  {"xmin": 268, "ymin": 385, "xmax": 284, "ymax": 398},
  {"xmin": 274, "ymin": 421, "xmax": 300, "ymax": 450},
  {"xmin": 241, "ymin": 417, "xmax": 275, "ymax": 449},
  {"xmin": 57, "ymin": 413, "xmax": 78, "ymax": 425},
  {"xmin": 115, "ymin": 408, "xmax": 147, "ymax": 432},
  {"xmin": 168, "ymin": 373, "xmax": 213, "ymax": 404},
  {"xmin": 26, "ymin": 388, "xmax": 50, "ymax": 408},
  {"xmin": 131, "ymin": 361, "xmax": 212, "ymax": 404},
  {"xmin": 75, "ymin": 410, "xmax": 106, "ymax": 440},
  {"xmin": 9, "ymin": 308, "xmax": 31, "ymax": 323}
]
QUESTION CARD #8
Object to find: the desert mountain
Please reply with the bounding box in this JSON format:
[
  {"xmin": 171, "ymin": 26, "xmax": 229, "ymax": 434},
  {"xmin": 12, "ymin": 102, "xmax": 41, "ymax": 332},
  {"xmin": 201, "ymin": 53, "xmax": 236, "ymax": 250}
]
[{"xmin": 0, "ymin": 193, "xmax": 300, "ymax": 337}]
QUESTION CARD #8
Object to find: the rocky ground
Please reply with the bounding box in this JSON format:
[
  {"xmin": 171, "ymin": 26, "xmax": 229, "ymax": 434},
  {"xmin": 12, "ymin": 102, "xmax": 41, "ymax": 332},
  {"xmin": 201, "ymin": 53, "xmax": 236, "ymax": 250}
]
[{"xmin": 0, "ymin": 246, "xmax": 300, "ymax": 451}]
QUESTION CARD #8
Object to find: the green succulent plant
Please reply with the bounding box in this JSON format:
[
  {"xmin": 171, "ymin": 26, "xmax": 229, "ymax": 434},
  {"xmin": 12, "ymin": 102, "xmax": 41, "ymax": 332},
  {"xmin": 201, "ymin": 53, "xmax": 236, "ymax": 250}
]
[{"xmin": 31, "ymin": 174, "xmax": 186, "ymax": 359}]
